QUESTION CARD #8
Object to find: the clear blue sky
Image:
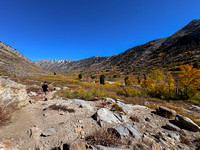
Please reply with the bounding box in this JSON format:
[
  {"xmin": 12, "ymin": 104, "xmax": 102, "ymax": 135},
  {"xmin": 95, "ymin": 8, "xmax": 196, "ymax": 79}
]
[{"xmin": 0, "ymin": 0, "xmax": 200, "ymax": 61}]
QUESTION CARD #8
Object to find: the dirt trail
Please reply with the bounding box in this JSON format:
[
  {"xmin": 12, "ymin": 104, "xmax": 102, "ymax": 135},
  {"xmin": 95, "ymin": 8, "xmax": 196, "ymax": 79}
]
[
  {"xmin": 0, "ymin": 91, "xmax": 100, "ymax": 149},
  {"xmin": 0, "ymin": 94, "xmax": 45, "ymax": 148}
]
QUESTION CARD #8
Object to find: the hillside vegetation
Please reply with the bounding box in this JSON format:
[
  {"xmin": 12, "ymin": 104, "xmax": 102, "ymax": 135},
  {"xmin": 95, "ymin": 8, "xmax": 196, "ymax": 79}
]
[{"xmin": 36, "ymin": 19, "xmax": 200, "ymax": 76}]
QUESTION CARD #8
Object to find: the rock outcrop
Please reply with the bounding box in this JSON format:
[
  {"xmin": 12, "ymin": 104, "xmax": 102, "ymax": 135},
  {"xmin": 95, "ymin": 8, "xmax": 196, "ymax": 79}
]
[
  {"xmin": 156, "ymin": 106, "xmax": 177, "ymax": 119},
  {"xmin": 174, "ymin": 115, "xmax": 200, "ymax": 132},
  {"xmin": 0, "ymin": 76, "xmax": 30, "ymax": 107}
]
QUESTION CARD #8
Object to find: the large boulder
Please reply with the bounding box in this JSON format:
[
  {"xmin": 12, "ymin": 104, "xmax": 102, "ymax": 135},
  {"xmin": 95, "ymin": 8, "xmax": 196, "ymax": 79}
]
[
  {"xmin": 190, "ymin": 105, "xmax": 200, "ymax": 112},
  {"xmin": 156, "ymin": 106, "xmax": 177, "ymax": 119},
  {"xmin": 92, "ymin": 108, "xmax": 121, "ymax": 126},
  {"xmin": 165, "ymin": 122, "xmax": 181, "ymax": 131},
  {"xmin": 116, "ymin": 101, "xmax": 147, "ymax": 114},
  {"xmin": 174, "ymin": 115, "xmax": 200, "ymax": 132},
  {"xmin": 115, "ymin": 101, "xmax": 134, "ymax": 114},
  {"xmin": 0, "ymin": 76, "xmax": 30, "ymax": 107},
  {"xmin": 63, "ymin": 139, "xmax": 86, "ymax": 150},
  {"xmin": 109, "ymin": 124, "xmax": 141, "ymax": 139},
  {"xmin": 73, "ymin": 99, "xmax": 94, "ymax": 111}
]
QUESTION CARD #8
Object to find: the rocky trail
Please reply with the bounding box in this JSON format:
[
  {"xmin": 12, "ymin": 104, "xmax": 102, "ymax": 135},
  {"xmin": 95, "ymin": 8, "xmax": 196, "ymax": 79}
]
[{"xmin": 0, "ymin": 77, "xmax": 200, "ymax": 150}]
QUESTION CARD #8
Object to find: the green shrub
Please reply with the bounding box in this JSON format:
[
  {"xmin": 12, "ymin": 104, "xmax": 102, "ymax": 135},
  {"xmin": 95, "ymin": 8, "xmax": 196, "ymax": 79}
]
[
  {"xmin": 110, "ymin": 103, "xmax": 123, "ymax": 112},
  {"xmin": 58, "ymin": 86, "xmax": 109, "ymax": 100},
  {"xmin": 91, "ymin": 75, "xmax": 96, "ymax": 79},
  {"xmin": 116, "ymin": 87, "xmax": 141, "ymax": 97},
  {"xmin": 124, "ymin": 76, "xmax": 129, "ymax": 86},
  {"xmin": 192, "ymin": 92, "xmax": 200, "ymax": 101}
]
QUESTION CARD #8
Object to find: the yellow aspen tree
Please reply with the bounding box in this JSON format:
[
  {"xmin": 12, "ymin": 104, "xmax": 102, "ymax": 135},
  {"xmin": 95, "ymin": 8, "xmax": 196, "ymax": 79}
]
[
  {"xmin": 140, "ymin": 76, "xmax": 153, "ymax": 88},
  {"xmin": 179, "ymin": 64, "xmax": 200, "ymax": 96},
  {"xmin": 165, "ymin": 72, "xmax": 175, "ymax": 97}
]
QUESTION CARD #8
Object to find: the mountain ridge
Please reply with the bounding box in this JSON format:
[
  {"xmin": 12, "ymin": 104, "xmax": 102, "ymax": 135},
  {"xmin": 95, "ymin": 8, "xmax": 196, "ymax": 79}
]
[
  {"xmin": 14, "ymin": 19, "xmax": 200, "ymax": 75},
  {"xmin": 0, "ymin": 41, "xmax": 47, "ymax": 77}
]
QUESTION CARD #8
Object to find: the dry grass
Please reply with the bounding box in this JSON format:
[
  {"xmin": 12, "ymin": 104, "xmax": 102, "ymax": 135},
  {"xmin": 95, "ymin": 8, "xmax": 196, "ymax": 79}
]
[
  {"xmin": 163, "ymin": 104, "xmax": 200, "ymax": 126},
  {"xmin": 180, "ymin": 135, "xmax": 191, "ymax": 145},
  {"xmin": 145, "ymin": 103, "xmax": 158, "ymax": 109},
  {"xmin": 163, "ymin": 103, "xmax": 183, "ymax": 113},
  {"xmin": 86, "ymin": 128, "xmax": 120, "ymax": 146},
  {"xmin": 97, "ymin": 101, "xmax": 112, "ymax": 108},
  {"xmin": 0, "ymin": 107, "xmax": 12, "ymax": 125},
  {"xmin": 110, "ymin": 103, "xmax": 123, "ymax": 112},
  {"xmin": 49, "ymin": 104, "xmax": 75, "ymax": 113},
  {"xmin": 193, "ymin": 137, "xmax": 200, "ymax": 149}
]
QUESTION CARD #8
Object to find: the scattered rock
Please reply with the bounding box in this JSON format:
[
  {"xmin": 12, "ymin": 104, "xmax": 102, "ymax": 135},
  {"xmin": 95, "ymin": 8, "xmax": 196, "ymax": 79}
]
[
  {"xmin": 145, "ymin": 117, "xmax": 151, "ymax": 122},
  {"xmin": 142, "ymin": 134, "xmax": 155, "ymax": 146},
  {"xmin": 81, "ymin": 131, "xmax": 85, "ymax": 136},
  {"xmin": 190, "ymin": 105, "xmax": 200, "ymax": 111},
  {"xmin": 75, "ymin": 127, "xmax": 82, "ymax": 133},
  {"xmin": 165, "ymin": 122, "xmax": 180, "ymax": 131},
  {"xmin": 28, "ymin": 126, "xmax": 42, "ymax": 140},
  {"xmin": 54, "ymin": 87, "xmax": 61, "ymax": 91},
  {"xmin": 131, "ymin": 84, "xmax": 142, "ymax": 89},
  {"xmin": 109, "ymin": 126, "xmax": 130, "ymax": 138},
  {"xmin": 92, "ymin": 108, "xmax": 121, "ymax": 126},
  {"xmin": 132, "ymin": 105, "xmax": 148, "ymax": 109},
  {"xmin": 152, "ymin": 143, "xmax": 162, "ymax": 150},
  {"xmin": 59, "ymin": 111, "xmax": 65, "ymax": 115},
  {"xmin": 93, "ymin": 97, "xmax": 100, "ymax": 101},
  {"xmin": 105, "ymin": 81, "xmax": 117, "ymax": 85},
  {"xmin": 63, "ymin": 86, "xmax": 69, "ymax": 90},
  {"xmin": 126, "ymin": 125, "xmax": 141, "ymax": 139},
  {"xmin": 104, "ymin": 97, "xmax": 115, "ymax": 103},
  {"xmin": 73, "ymin": 99, "xmax": 94, "ymax": 111},
  {"xmin": 156, "ymin": 106, "xmax": 177, "ymax": 119},
  {"xmin": 121, "ymin": 115, "xmax": 130, "ymax": 123},
  {"xmin": 116, "ymin": 101, "xmax": 134, "ymax": 114},
  {"xmin": 64, "ymin": 139, "xmax": 86, "ymax": 150},
  {"xmin": 144, "ymin": 102, "xmax": 149, "ymax": 106},
  {"xmin": 174, "ymin": 115, "xmax": 200, "ymax": 132},
  {"xmin": 109, "ymin": 124, "xmax": 141, "ymax": 139},
  {"xmin": 95, "ymin": 145, "xmax": 129, "ymax": 150},
  {"xmin": 0, "ymin": 140, "xmax": 17, "ymax": 149},
  {"xmin": 41, "ymin": 128, "xmax": 56, "ymax": 137},
  {"xmin": 28, "ymin": 91, "xmax": 38, "ymax": 96},
  {"xmin": 168, "ymin": 133, "xmax": 180, "ymax": 141}
]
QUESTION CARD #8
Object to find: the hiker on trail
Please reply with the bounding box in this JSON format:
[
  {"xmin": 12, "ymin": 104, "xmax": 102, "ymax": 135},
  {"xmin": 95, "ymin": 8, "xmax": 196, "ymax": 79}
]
[{"xmin": 42, "ymin": 81, "xmax": 49, "ymax": 101}]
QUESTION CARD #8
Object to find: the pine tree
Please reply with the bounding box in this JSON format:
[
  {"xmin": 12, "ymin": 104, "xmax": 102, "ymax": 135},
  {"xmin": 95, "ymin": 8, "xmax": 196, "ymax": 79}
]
[
  {"xmin": 100, "ymin": 75, "xmax": 105, "ymax": 85},
  {"xmin": 78, "ymin": 74, "xmax": 82, "ymax": 79}
]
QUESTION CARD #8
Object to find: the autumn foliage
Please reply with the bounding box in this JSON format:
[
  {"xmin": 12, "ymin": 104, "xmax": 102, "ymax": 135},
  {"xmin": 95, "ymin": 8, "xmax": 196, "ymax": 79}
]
[{"xmin": 140, "ymin": 65, "xmax": 200, "ymax": 100}]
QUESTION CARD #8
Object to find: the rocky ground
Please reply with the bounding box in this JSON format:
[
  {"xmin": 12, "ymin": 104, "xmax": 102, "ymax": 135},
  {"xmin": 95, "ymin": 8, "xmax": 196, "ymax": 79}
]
[{"xmin": 0, "ymin": 77, "xmax": 200, "ymax": 150}]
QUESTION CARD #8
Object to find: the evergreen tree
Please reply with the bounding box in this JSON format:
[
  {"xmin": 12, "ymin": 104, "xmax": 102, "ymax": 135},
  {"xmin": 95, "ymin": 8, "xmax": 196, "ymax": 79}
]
[
  {"xmin": 100, "ymin": 74, "xmax": 105, "ymax": 85},
  {"xmin": 78, "ymin": 73, "xmax": 82, "ymax": 79}
]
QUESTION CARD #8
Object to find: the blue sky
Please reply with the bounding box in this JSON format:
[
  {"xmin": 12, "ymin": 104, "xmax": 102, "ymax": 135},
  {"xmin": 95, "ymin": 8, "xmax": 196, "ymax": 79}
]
[{"xmin": 0, "ymin": 0, "xmax": 200, "ymax": 61}]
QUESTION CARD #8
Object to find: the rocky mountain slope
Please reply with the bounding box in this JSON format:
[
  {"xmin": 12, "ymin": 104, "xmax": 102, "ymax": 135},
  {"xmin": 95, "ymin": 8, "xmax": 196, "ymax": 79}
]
[
  {"xmin": 35, "ymin": 59, "xmax": 73, "ymax": 73},
  {"xmin": 36, "ymin": 19, "xmax": 200, "ymax": 74},
  {"xmin": 0, "ymin": 41, "xmax": 47, "ymax": 76},
  {"xmin": 35, "ymin": 56, "xmax": 110, "ymax": 73}
]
